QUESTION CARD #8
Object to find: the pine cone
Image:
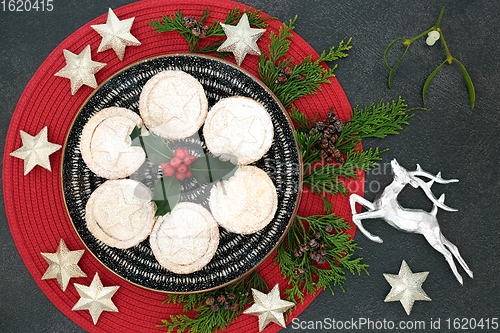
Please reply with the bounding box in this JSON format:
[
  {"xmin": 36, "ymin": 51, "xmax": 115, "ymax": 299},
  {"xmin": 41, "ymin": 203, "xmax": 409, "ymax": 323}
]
[
  {"xmin": 308, "ymin": 108, "xmax": 345, "ymax": 163},
  {"xmin": 206, "ymin": 297, "xmax": 215, "ymax": 305},
  {"xmin": 293, "ymin": 247, "xmax": 303, "ymax": 257},
  {"xmin": 325, "ymin": 225, "xmax": 333, "ymax": 233},
  {"xmin": 309, "ymin": 239, "xmax": 319, "ymax": 249},
  {"xmin": 299, "ymin": 244, "xmax": 309, "ymax": 253}
]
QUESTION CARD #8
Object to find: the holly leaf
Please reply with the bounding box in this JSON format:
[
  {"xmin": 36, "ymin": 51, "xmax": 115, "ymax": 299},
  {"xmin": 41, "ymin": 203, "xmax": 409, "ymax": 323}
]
[
  {"xmin": 152, "ymin": 176, "xmax": 181, "ymax": 217},
  {"xmin": 189, "ymin": 154, "xmax": 239, "ymax": 186},
  {"xmin": 130, "ymin": 126, "xmax": 174, "ymax": 164}
]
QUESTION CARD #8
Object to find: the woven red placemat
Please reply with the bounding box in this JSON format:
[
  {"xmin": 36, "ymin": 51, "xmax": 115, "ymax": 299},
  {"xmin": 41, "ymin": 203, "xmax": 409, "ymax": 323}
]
[{"xmin": 2, "ymin": 0, "xmax": 363, "ymax": 332}]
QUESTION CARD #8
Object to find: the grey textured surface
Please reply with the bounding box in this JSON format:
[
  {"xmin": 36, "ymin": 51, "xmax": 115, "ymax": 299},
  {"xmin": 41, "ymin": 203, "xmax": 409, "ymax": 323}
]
[{"xmin": 1, "ymin": 1, "xmax": 499, "ymax": 332}]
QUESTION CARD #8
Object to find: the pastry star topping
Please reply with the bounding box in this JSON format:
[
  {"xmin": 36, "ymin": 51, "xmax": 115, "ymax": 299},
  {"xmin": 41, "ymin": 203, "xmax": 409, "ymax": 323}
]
[
  {"xmin": 10, "ymin": 126, "xmax": 62, "ymax": 175},
  {"xmin": 163, "ymin": 221, "xmax": 206, "ymax": 257},
  {"xmin": 41, "ymin": 239, "xmax": 87, "ymax": 292},
  {"xmin": 152, "ymin": 82, "xmax": 193, "ymax": 124},
  {"xmin": 54, "ymin": 45, "xmax": 106, "ymax": 95},
  {"xmin": 72, "ymin": 272, "xmax": 119, "ymax": 324},
  {"xmin": 217, "ymin": 13, "xmax": 266, "ymax": 66},
  {"xmin": 93, "ymin": 121, "xmax": 132, "ymax": 167},
  {"xmin": 384, "ymin": 260, "xmax": 431, "ymax": 315},
  {"xmin": 243, "ymin": 284, "xmax": 295, "ymax": 332},
  {"xmin": 91, "ymin": 8, "xmax": 141, "ymax": 61},
  {"xmin": 102, "ymin": 189, "xmax": 142, "ymax": 231},
  {"xmin": 217, "ymin": 111, "xmax": 257, "ymax": 151}
]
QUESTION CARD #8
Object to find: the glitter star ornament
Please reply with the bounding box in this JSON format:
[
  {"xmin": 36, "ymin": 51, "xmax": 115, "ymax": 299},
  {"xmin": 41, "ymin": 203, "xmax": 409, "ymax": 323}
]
[
  {"xmin": 91, "ymin": 8, "xmax": 141, "ymax": 61},
  {"xmin": 384, "ymin": 260, "xmax": 431, "ymax": 315},
  {"xmin": 55, "ymin": 45, "xmax": 106, "ymax": 95},
  {"xmin": 217, "ymin": 13, "xmax": 266, "ymax": 66},
  {"xmin": 10, "ymin": 127, "xmax": 62, "ymax": 175},
  {"xmin": 72, "ymin": 273, "xmax": 119, "ymax": 324},
  {"xmin": 40, "ymin": 239, "xmax": 87, "ymax": 291},
  {"xmin": 243, "ymin": 284, "xmax": 295, "ymax": 331}
]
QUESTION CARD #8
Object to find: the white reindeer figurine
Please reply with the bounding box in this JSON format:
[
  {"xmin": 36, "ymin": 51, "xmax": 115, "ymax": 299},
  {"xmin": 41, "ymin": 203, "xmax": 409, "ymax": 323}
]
[{"xmin": 349, "ymin": 159, "xmax": 473, "ymax": 285}]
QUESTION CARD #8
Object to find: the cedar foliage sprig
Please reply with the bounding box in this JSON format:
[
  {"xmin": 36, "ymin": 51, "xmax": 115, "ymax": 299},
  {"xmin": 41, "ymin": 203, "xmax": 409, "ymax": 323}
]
[
  {"xmin": 258, "ymin": 17, "xmax": 352, "ymax": 109},
  {"xmin": 292, "ymin": 98, "xmax": 412, "ymax": 212},
  {"xmin": 275, "ymin": 213, "xmax": 368, "ymax": 309},
  {"xmin": 147, "ymin": 7, "xmax": 273, "ymax": 55},
  {"xmin": 158, "ymin": 270, "xmax": 268, "ymax": 333}
]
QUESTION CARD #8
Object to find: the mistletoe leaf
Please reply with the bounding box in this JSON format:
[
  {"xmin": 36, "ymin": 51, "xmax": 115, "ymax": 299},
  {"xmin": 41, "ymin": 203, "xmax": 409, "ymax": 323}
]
[
  {"xmin": 384, "ymin": 37, "xmax": 405, "ymax": 70},
  {"xmin": 454, "ymin": 58, "xmax": 475, "ymax": 109},
  {"xmin": 388, "ymin": 42, "xmax": 410, "ymax": 89},
  {"xmin": 423, "ymin": 59, "xmax": 446, "ymax": 106},
  {"xmin": 189, "ymin": 155, "xmax": 239, "ymax": 186},
  {"xmin": 152, "ymin": 176, "xmax": 181, "ymax": 217},
  {"xmin": 130, "ymin": 126, "xmax": 174, "ymax": 164}
]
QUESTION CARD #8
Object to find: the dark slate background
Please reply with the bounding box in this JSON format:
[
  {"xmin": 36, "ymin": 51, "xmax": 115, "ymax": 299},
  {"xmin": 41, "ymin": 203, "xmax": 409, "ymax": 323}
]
[{"xmin": 1, "ymin": 0, "xmax": 499, "ymax": 332}]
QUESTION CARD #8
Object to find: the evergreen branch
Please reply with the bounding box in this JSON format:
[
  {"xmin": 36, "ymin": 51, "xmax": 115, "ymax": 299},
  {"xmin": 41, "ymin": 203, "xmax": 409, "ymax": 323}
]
[
  {"xmin": 159, "ymin": 270, "xmax": 268, "ymax": 333},
  {"xmin": 258, "ymin": 19, "xmax": 351, "ymax": 109},
  {"xmin": 337, "ymin": 97, "xmax": 412, "ymax": 154},
  {"xmin": 147, "ymin": 7, "xmax": 274, "ymax": 56},
  {"xmin": 275, "ymin": 213, "xmax": 368, "ymax": 313}
]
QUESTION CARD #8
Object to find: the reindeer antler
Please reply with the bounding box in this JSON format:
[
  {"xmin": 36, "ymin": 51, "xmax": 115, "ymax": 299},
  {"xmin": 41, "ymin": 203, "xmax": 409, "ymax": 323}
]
[{"xmin": 409, "ymin": 164, "xmax": 459, "ymax": 211}]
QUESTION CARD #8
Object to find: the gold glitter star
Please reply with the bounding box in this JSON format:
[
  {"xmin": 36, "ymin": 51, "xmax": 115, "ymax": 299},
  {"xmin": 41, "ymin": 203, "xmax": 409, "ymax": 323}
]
[
  {"xmin": 54, "ymin": 45, "xmax": 106, "ymax": 95},
  {"xmin": 72, "ymin": 273, "xmax": 119, "ymax": 324},
  {"xmin": 10, "ymin": 127, "xmax": 62, "ymax": 175},
  {"xmin": 216, "ymin": 111, "xmax": 257, "ymax": 151},
  {"xmin": 243, "ymin": 284, "xmax": 295, "ymax": 332},
  {"xmin": 384, "ymin": 260, "xmax": 431, "ymax": 315},
  {"xmin": 91, "ymin": 8, "xmax": 141, "ymax": 61},
  {"xmin": 152, "ymin": 82, "xmax": 193, "ymax": 124},
  {"xmin": 102, "ymin": 189, "xmax": 142, "ymax": 231},
  {"xmin": 41, "ymin": 239, "xmax": 87, "ymax": 292},
  {"xmin": 217, "ymin": 13, "xmax": 266, "ymax": 66}
]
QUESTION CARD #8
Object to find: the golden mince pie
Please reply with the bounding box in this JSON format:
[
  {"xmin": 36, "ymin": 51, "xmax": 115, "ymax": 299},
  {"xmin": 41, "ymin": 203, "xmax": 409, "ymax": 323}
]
[
  {"xmin": 203, "ymin": 96, "xmax": 274, "ymax": 165},
  {"xmin": 80, "ymin": 107, "xmax": 145, "ymax": 179},
  {"xmin": 209, "ymin": 166, "xmax": 277, "ymax": 234},
  {"xmin": 139, "ymin": 70, "xmax": 208, "ymax": 140},
  {"xmin": 85, "ymin": 179, "xmax": 156, "ymax": 249},
  {"xmin": 150, "ymin": 202, "xmax": 219, "ymax": 274}
]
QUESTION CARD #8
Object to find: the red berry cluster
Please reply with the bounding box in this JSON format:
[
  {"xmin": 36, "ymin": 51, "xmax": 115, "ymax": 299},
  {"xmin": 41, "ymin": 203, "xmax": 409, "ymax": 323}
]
[{"xmin": 161, "ymin": 149, "xmax": 197, "ymax": 180}]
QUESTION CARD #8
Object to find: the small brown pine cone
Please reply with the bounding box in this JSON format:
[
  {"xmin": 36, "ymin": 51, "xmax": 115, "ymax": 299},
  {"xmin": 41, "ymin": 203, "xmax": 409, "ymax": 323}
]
[
  {"xmin": 319, "ymin": 248, "xmax": 327, "ymax": 257},
  {"xmin": 319, "ymin": 150, "xmax": 328, "ymax": 159},
  {"xmin": 330, "ymin": 134, "xmax": 339, "ymax": 145},
  {"xmin": 293, "ymin": 267, "xmax": 304, "ymax": 278},
  {"xmin": 228, "ymin": 292, "xmax": 236, "ymax": 300},
  {"xmin": 334, "ymin": 119, "xmax": 344, "ymax": 132},
  {"xmin": 299, "ymin": 243, "xmax": 309, "ymax": 253},
  {"xmin": 192, "ymin": 27, "xmax": 201, "ymax": 37},
  {"xmin": 231, "ymin": 303, "xmax": 239, "ymax": 311},
  {"xmin": 224, "ymin": 302, "xmax": 231, "ymax": 310},
  {"xmin": 283, "ymin": 67, "xmax": 293, "ymax": 75},
  {"xmin": 325, "ymin": 225, "xmax": 333, "ymax": 233},
  {"xmin": 317, "ymin": 256, "xmax": 326, "ymax": 265},
  {"xmin": 206, "ymin": 297, "xmax": 215, "ymax": 306},
  {"xmin": 293, "ymin": 247, "xmax": 303, "ymax": 257},
  {"xmin": 313, "ymin": 231, "xmax": 321, "ymax": 239},
  {"xmin": 309, "ymin": 239, "xmax": 319, "ymax": 249},
  {"xmin": 211, "ymin": 304, "xmax": 219, "ymax": 312},
  {"xmin": 217, "ymin": 295, "xmax": 226, "ymax": 304}
]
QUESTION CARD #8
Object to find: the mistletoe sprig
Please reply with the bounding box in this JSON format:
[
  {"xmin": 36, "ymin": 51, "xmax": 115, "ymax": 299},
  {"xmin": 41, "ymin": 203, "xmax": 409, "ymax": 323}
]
[
  {"xmin": 158, "ymin": 270, "xmax": 268, "ymax": 333},
  {"xmin": 275, "ymin": 213, "xmax": 368, "ymax": 309},
  {"xmin": 148, "ymin": 7, "xmax": 274, "ymax": 55},
  {"xmin": 385, "ymin": 7, "xmax": 475, "ymax": 109}
]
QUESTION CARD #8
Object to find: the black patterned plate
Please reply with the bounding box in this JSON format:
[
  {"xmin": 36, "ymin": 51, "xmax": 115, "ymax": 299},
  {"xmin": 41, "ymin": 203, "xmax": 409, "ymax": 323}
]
[{"xmin": 62, "ymin": 54, "xmax": 302, "ymax": 293}]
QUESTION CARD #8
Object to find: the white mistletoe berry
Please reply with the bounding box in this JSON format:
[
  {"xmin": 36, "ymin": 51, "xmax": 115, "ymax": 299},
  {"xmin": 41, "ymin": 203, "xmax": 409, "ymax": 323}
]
[{"xmin": 426, "ymin": 30, "xmax": 440, "ymax": 46}]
